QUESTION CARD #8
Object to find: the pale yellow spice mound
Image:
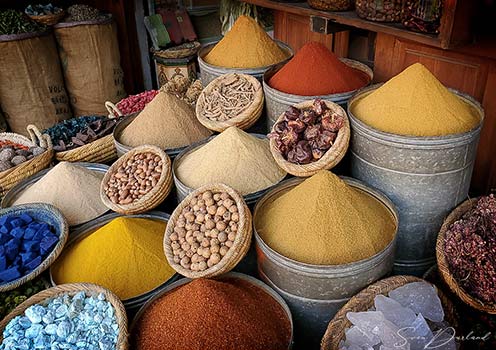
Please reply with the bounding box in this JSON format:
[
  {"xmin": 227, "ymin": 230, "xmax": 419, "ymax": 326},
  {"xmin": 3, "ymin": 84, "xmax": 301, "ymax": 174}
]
[
  {"xmin": 352, "ymin": 63, "xmax": 480, "ymax": 136},
  {"xmin": 256, "ymin": 171, "xmax": 396, "ymax": 265},
  {"xmin": 176, "ymin": 127, "xmax": 287, "ymax": 195},
  {"xmin": 120, "ymin": 91, "xmax": 212, "ymax": 149},
  {"xmin": 204, "ymin": 15, "xmax": 289, "ymax": 69}
]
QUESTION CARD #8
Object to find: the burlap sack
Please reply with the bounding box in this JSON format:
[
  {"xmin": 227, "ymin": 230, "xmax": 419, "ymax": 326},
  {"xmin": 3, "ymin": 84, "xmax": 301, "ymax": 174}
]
[
  {"xmin": 54, "ymin": 16, "xmax": 126, "ymax": 116},
  {"xmin": 0, "ymin": 31, "xmax": 72, "ymax": 135}
]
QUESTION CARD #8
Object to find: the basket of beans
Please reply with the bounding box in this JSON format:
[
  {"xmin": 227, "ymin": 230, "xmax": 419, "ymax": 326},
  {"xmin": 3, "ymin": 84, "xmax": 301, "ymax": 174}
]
[
  {"xmin": 436, "ymin": 195, "xmax": 496, "ymax": 314},
  {"xmin": 100, "ymin": 145, "xmax": 173, "ymax": 215},
  {"xmin": 164, "ymin": 183, "xmax": 252, "ymax": 278},
  {"xmin": 268, "ymin": 99, "xmax": 350, "ymax": 177},
  {"xmin": 44, "ymin": 115, "xmax": 121, "ymax": 163},
  {"xmin": 195, "ymin": 73, "xmax": 264, "ymax": 132},
  {"xmin": 0, "ymin": 125, "xmax": 52, "ymax": 198}
]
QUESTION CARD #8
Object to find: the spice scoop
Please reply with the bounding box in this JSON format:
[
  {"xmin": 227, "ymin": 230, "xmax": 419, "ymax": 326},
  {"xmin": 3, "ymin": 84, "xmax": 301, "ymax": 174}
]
[
  {"xmin": 100, "ymin": 145, "xmax": 173, "ymax": 215},
  {"xmin": 164, "ymin": 183, "xmax": 252, "ymax": 279}
]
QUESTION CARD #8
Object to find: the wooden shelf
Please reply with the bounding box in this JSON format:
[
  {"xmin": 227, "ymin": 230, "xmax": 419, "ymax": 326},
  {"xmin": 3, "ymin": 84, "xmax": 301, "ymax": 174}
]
[{"xmin": 242, "ymin": 0, "xmax": 457, "ymax": 49}]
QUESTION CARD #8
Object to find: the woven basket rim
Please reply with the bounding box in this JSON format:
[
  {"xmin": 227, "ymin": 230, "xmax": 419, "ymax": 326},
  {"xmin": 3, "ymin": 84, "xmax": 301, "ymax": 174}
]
[
  {"xmin": 436, "ymin": 197, "xmax": 496, "ymax": 314},
  {"xmin": 196, "ymin": 73, "xmax": 264, "ymax": 132},
  {"xmin": 100, "ymin": 145, "xmax": 172, "ymax": 215},
  {"xmin": 321, "ymin": 275, "xmax": 458, "ymax": 350},
  {"xmin": 55, "ymin": 134, "xmax": 116, "ymax": 164},
  {"xmin": 0, "ymin": 282, "xmax": 128, "ymax": 349},
  {"xmin": 269, "ymin": 99, "xmax": 350, "ymax": 177},
  {"xmin": 0, "ymin": 203, "xmax": 69, "ymax": 292},
  {"xmin": 164, "ymin": 183, "xmax": 252, "ymax": 278}
]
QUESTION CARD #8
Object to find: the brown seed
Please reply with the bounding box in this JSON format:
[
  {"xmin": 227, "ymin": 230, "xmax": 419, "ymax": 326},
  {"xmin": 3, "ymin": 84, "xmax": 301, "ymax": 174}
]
[
  {"xmin": 218, "ymin": 232, "xmax": 227, "ymax": 243},
  {"xmin": 216, "ymin": 221, "xmax": 227, "ymax": 231},
  {"xmin": 219, "ymin": 246, "xmax": 229, "ymax": 256},
  {"xmin": 228, "ymin": 232, "xmax": 236, "ymax": 241}
]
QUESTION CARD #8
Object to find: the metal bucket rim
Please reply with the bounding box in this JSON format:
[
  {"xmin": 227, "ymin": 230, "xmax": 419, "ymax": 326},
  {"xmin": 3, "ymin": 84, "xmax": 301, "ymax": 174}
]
[
  {"xmin": 348, "ymin": 84, "xmax": 485, "ymax": 144},
  {"xmin": 129, "ymin": 272, "xmax": 294, "ymax": 349},
  {"xmin": 198, "ymin": 40, "xmax": 294, "ymax": 72},
  {"xmin": 113, "ymin": 113, "xmax": 188, "ymax": 156},
  {"xmin": 48, "ymin": 210, "xmax": 178, "ymax": 304},
  {"xmin": 262, "ymin": 57, "xmax": 373, "ymax": 99},
  {"xmin": 172, "ymin": 133, "xmax": 287, "ymax": 200},
  {"xmin": 253, "ymin": 175, "xmax": 399, "ymax": 273}
]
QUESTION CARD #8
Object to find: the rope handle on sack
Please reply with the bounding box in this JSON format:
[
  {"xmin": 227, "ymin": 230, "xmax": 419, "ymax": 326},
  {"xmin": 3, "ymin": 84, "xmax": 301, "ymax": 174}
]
[
  {"xmin": 26, "ymin": 124, "xmax": 52, "ymax": 149},
  {"xmin": 105, "ymin": 101, "xmax": 122, "ymax": 119}
]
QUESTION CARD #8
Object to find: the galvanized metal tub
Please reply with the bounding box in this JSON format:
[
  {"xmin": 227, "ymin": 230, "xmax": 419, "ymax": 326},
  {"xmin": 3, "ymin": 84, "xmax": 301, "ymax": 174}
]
[
  {"xmin": 263, "ymin": 58, "xmax": 373, "ymax": 131},
  {"xmin": 1, "ymin": 162, "xmax": 110, "ymax": 227},
  {"xmin": 253, "ymin": 175, "xmax": 398, "ymax": 300},
  {"xmin": 259, "ymin": 269, "xmax": 348, "ymax": 349},
  {"xmin": 129, "ymin": 272, "xmax": 294, "ymax": 349},
  {"xmin": 348, "ymin": 85, "xmax": 484, "ymax": 276},
  {"xmin": 48, "ymin": 211, "xmax": 179, "ymax": 316},
  {"xmin": 172, "ymin": 133, "xmax": 287, "ymax": 207},
  {"xmin": 113, "ymin": 113, "xmax": 189, "ymax": 159},
  {"xmin": 197, "ymin": 40, "xmax": 294, "ymax": 86}
]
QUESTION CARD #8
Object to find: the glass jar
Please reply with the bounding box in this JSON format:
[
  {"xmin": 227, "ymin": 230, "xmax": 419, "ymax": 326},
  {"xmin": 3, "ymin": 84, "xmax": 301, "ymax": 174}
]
[
  {"xmin": 403, "ymin": 0, "xmax": 442, "ymax": 34},
  {"xmin": 355, "ymin": 0, "xmax": 405, "ymax": 22}
]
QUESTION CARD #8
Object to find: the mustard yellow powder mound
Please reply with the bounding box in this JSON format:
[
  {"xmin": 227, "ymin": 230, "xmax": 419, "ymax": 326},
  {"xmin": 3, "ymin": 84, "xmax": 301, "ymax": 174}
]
[
  {"xmin": 204, "ymin": 15, "xmax": 289, "ymax": 69},
  {"xmin": 256, "ymin": 171, "xmax": 396, "ymax": 265},
  {"xmin": 51, "ymin": 217, "xmax": 175, "ymax": 300},
  {"xmin": 351, "ymin": 63, "xmax": 480, "ymax": 136},
  {"xmin": 176, "ymin": 127, "xmax": 287, "ymax": 195}
]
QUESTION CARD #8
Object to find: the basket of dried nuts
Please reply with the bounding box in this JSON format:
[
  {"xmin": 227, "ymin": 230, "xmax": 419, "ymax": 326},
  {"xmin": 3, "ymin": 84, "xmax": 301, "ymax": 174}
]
[
  {"xmin": 100, "ymin": 145, "xmax": 173, "ymax": 215},
  {"xmin": 195, "ymin": 73, "xmax": 264, "ymax": 132},
  {"xmin": 268, "ymin": 99, "xmax": 350, "ymax": 177},
  {"xmin": 163, "ymin": 183, "xmax": 252, "ymax": 278}
]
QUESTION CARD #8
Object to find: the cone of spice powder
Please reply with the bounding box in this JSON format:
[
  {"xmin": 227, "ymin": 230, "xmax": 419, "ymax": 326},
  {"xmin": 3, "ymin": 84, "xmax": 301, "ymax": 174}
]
[
  {"xmin": 133, "ymin": 277, "xmax": 291, "ymax": 350},
  {"xmin": 256, "ymin": 170, "xmax": 396, "ymax": 265},
  {"xmin": 175, "ymin": 127, "xmax": 286, "ymax": 195},
  {"xmin": 351, "ymin": 63, "xmax": 480, "ymax": 136},
  {"xmin": 203, "ymin": 15, "xmax": 289, "ymax": 69},
  {"xmin": 119, "ymin": 91, "xmax": 212, "ymax": 149},
  {"xmin": 268, "ymin": 42, "xmax": 370, "ymax": 96}
]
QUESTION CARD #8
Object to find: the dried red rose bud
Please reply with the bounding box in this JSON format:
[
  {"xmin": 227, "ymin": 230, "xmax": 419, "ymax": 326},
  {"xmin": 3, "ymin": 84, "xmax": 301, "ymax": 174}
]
[
  {"xmin": 273, "ymin": 121, "xmax": 288, "ymax": 134},
  {"xmin": 300, "ymin": 110, "xmax": 316, "ymax": 125},
  {"xmin": 322, "ymin": 112, "xmax": 345, "ymax": 132},
  {"xmin": 287, "ymin": 119, "xmax": 306, "ymax": 133},
  {"xmin": 313, "ymin": 99, "xmax": 327, "ymax": 116},
  {"xmin": 294, "ymin": 140, "xmax": 313, "ymax": 164},
  {"xmin": 315, "ymin": 130, "xmax": 336, "ymax": 149},
  {"xmin": 280, "ymin": 128, "xmax": 299, "ymax": 147},
  {"xmin": 275, "ymin": 139, "xmax": 288, "ymax": 154},
  {"xmin": 312, "ymin": 148, "xmax": 325, "ymax": 160},
  {"xmin": 286, "ymin": 147, "xmax": 298, "ymax": 163},
  {"xmin": 304, "ymin": 125, "xmax": 320, "ymax": 141},
  {"xmin": 284, "ymin": 106, "xmax": 301, "ymax": 121}
]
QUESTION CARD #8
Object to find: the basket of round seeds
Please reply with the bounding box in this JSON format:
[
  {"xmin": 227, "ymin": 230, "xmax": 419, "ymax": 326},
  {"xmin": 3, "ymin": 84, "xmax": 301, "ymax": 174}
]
[
  {"xmin": 321, "ymin": 275, "xmax": 458, "ymax": 350},
  {"xmin": 196, "ymin": 73, "xmax": 264, "ymax": 132},
  {"xmin": 0, "ymin": 283, "xmax": 128, "ymax": 349},
  {"xmin": 0, "ymin": 125, "xmax": 53, "ymax": 198},
  {"xmin": 100, "ymin": 145, "xmax": 173, "ymax": 215},
  {"xmin": 164, "ymin": 183, "xmax": 252, "ymax": 278}
]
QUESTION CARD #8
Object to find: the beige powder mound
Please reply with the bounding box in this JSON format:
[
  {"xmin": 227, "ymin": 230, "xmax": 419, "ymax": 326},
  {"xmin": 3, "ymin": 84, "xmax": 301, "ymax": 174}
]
[
  {"xmin": 120, "ymin": 91, "xmax": 212, "ymax": 149},
  {"xmin": 13, "ymin": 162, "xmax": 108, "ymax": 226},
  {"xmin": 176, "ymin": 127, "xmax": 286, "ymax": 195}
]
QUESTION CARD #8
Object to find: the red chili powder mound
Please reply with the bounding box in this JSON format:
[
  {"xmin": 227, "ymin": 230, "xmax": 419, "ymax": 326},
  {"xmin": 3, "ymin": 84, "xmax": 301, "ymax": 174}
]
[
  {"xmin": 134, "ymin": 278, "xmax": 291, "ymax": 350},
  {"xmin": 268, "ymin": 41, "xmax": 370, "ymax": 96}
]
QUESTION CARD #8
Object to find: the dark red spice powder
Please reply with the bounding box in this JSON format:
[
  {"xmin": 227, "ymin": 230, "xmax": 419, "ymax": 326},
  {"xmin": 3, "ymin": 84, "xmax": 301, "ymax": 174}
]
[
  {"xmin": 268, "ymin": 41, "xmax": 370, "ymax": 96},
  {"xmin": 134, "ymin": 277, "xmax": 291, "ymax": 350}
]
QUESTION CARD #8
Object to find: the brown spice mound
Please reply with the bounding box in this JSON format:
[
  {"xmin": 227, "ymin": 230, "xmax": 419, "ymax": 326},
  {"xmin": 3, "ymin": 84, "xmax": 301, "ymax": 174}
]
[{"xmin": 134, "ymin": 278, "xmax": 291, "ymax": 350}]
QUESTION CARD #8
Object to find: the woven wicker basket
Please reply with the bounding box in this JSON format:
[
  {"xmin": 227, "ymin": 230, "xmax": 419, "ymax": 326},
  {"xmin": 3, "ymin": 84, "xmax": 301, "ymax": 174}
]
[
  {"xmin": 153, "ymin": 41, "xmax": 201, "ymax": 59},
  {"xmin": 320, "ymin": 275, "xmax": 458, "ymax": 350},
  {"xmin": 196, "ymin": 73, "xmax": 264, "ymax": 132},
  {"xmin": 105, "ymin": 101, "xmax": 123, "ymax": 118},
  {"xmin": 307, "ymin": 0, "xmax": 353, "ymax": 11},
  {"xmin": 164, "ymin": 183, "xmax": 253, "ymax": 279},
  {"xmin": 436, "ymin": 198, "xmax": 496, "ymax": 314},
  {"xmin": 0, "ymin": 203, "xmax": 69, "ymax": 292},
  {"xmin": 0, "ymin": 283, "xmax": 128, "ymax": 349},
  {"xmin": 55, "ymin": 134, "xmax": 117, "ymax": 163},
  {"xmin": 100, "ymin": 145, "xmax": 173, "ymax": 215},
  {"xmin": 27, "ymin": 10, "xmax": 65, "ymax": 26},
  {"xmin": 0, "ymin": 125, "xmax": 53, "ymax": 198},
  {"xmin": 269, "ymin": 100, "xmax": 350, "ymax": 177}
]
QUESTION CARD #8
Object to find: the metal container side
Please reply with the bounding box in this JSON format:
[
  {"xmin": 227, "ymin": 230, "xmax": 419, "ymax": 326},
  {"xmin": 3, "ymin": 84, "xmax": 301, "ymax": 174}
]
[
  {"xmin": 263, "ymin": 58, "xmax": 373, "ymax": 131},
  {"xmin": 113, "ymin": 113, "xmax": 188, "ymax": 159},
  {"xmin": 197, "ymin": 41, "xmax": 294, "ymax": 86},
  {"xmin": 48, "ymin": 211, "xmax": 179, "ymax": 315},
  {"xmin": 253, "ymin": 176, "xmax": 398, "ymax": 300},
  {"xmin": 347, "ymin": 85, "xmax": 484, "ymax": 276},
  {"xmin": 129, "ymin": 272, "xmax": 294, "ymax": 349}
]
